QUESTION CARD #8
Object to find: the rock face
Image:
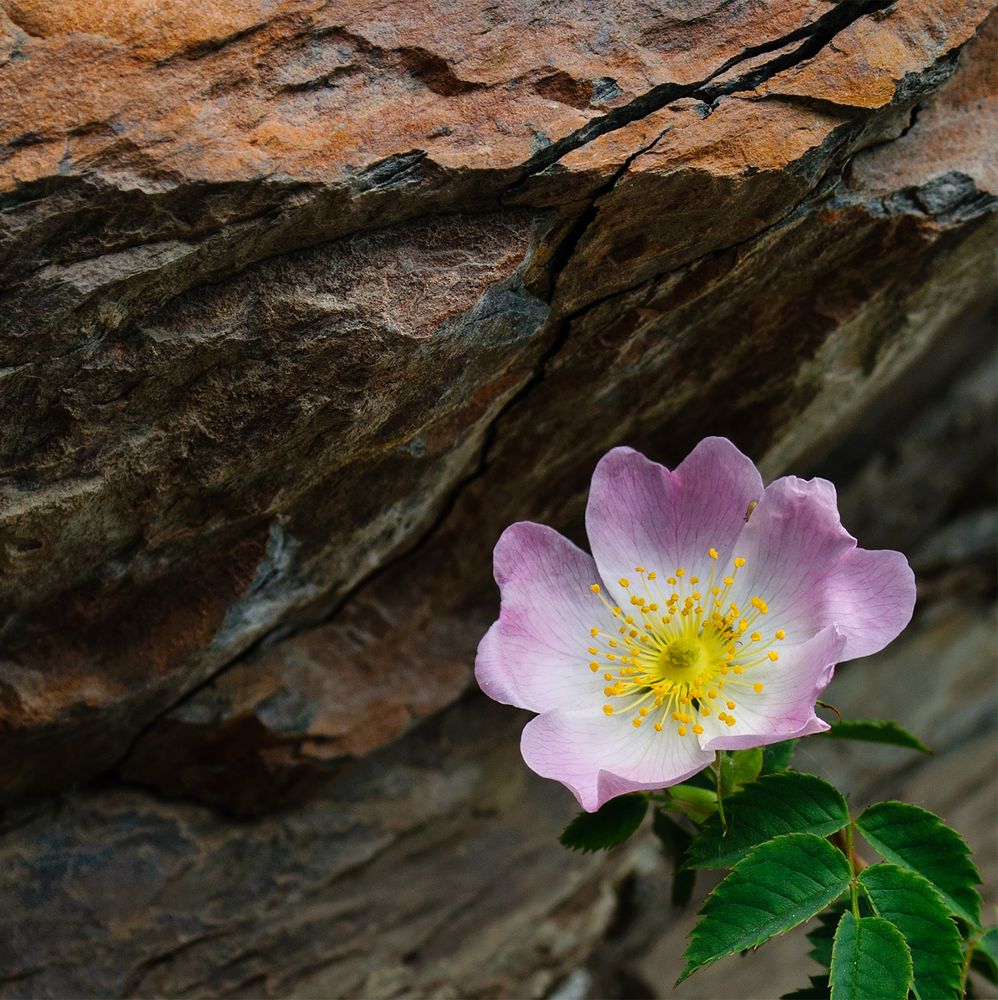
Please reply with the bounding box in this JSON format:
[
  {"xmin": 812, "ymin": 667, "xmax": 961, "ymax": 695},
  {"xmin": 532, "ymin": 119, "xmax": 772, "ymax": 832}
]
[{"xmin": 0, "ymin": 2, "xmax": 995, "ymax": 996}]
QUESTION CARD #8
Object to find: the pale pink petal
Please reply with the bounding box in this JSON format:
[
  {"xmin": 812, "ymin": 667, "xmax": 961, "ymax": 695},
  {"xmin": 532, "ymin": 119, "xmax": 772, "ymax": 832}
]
[
  {"xmin": 521, "ymin": 707, "xmax": 715, "ymax": 812},
  {"xmin": 731, "ymin": 477, "xmax": 915, "ymax": 659},
  {"xmin": 474, "ymin": 522, "xmax": 616, "ymax": 714},
  {"xmin": 586, "ymin": 439, "xmax": 763, "ymax": 608},
  {"xmin": 696, "ymin": 625, "xmax": 847, "ymax": 751}
]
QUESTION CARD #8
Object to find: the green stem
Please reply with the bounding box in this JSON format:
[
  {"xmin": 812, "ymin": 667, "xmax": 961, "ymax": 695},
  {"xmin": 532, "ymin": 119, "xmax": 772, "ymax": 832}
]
[
  {"xmin": 713, "ymin": 753, "xmax": 728, "ymax": 833},
  {"xmin": 846, "ymin": 822, "xmax": 860, "ymax": 918},
  {"xmin": 960, "ymin": 928, "xmax": 981, "ymax": 994}
]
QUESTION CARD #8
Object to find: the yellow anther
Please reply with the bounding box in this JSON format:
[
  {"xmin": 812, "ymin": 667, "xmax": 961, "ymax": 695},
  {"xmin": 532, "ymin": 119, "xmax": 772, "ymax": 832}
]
[
  {"xmin": 692, "ymin": 592, "xmax": 702, "ymax": 601},
  {"xmin": 753, "ymin": 682, "xmax": 764, "ymax": 693},
  {"xmin": 604, "ymin": 686, "xmax": 615, "ymax": 696},
  {"xmin": 672, "ymin": 712, "xmax": 682, "ymax": 721},
  {"xmin": 589, "ymin": 662, "xmax": 600, "ymax": 672},
  {"xmin": 618, "ymin": 626, "xmax": 627, "ymax": 635},
  {"xmin": 726, "ymin": 700, "xmax": 736, "ymax": 710},
  {"xmin": 667, "ymin": 577, "xmax": 676, "ymax": 586},
  {"xmin": 603, "ymin": 705, "xmax": 614, "ymax": 716},
  {"xmin": 588, "ymin": 646, "xmax": 598, "ymax": 655},
  {"xmin": 724, "ymin": 716, "xmax": 736, "ymax": 727},
  {"xmin": 607, "ymin": 654, "xmax": 616, "ymax": 661},
  {"xmin": 701, "ymin": 706, "xmax": 711, "ymax": 716},
  {"xmin": 775, "ymin": 629, "xmax": 786, "ymax": 640},
  {"xmin": 625, "ymin": 615, "xmax": 634, "ymax": 624},
  {"xmin": 739, "ymin": 620, "xmax": 749, "ymax": 633},
  {"xmin": 590, "ymin": 584, "xmax": 601, "ymax": 593},
  {"xmin": 590, "ymin": 627, "xmax": 599, "ymax": 637},
  {"xmin": 604, "ymin": 672, "xmax": 613, "ymax": 681},
  {"xmin": 678, "ymin": 726, "xmax": 687, "ymax": 737},
  {"xmin": 639, "ymin": 707, "xmax": 650, "ymax": 717},
  {"xmin": 723, "ymin": 576, "xmax": 734, "ymax": 586},
  {"xmin": 717, "ymin": 712, "xmax": 727, "ymax": 721},
  {"xmin": 693, "ymin": 724, "xmax": 704, "ymax": 735},
  {"xmin": 708, "ymin": 547, "xmax": 719, "ymax": 559},
  {"xmin": 647, "ymin": 571, "xmax": 657, "ymax": 581},
  {"xmin": 619, "ymin": 577, "xmax": 630, "ymax": 588},
  {"xmin": 634, "ymin": 566, "xmax": 645, "ymax": 573},
  {"xmin": 676, "ymin": 568, "xmax": 686, "ymax": 577},
  {"xmin": 632, "ymin": 718, "xmax": 642, "ymax": 728},
  {"xmin": 654, "ymin": 722, "xmax": 663, "ymax": 732},
  {"xmin": 733, "ymin": 665, "xmax": 744, "ymax": 675},
  {"xmin": 734, "ymin": 557, "xmax": 746, "ymax": 568},
  {"xmin": 768, "ymin": 651, "xmax": 779, "ymax": 662},
  {"xmin": 712, "ymin": 586, "xmax": 721, "ymax": 595},
  {"xmin": 691, "ymin": 576, "xmax": 699, "ymax": 584},
  {"xmin": 751, "ymin": 597, "xmax": 769, "ymax": 614},
  {"xmin": 708, "ymin": 689, "xmax": 718, "ymax": 699}
]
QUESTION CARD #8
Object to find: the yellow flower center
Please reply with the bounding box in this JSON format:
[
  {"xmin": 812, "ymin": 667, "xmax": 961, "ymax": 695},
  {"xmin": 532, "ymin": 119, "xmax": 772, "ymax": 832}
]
[{"xmin": 586, "ymin": 549, "xmax": 785, "ymax": 738}]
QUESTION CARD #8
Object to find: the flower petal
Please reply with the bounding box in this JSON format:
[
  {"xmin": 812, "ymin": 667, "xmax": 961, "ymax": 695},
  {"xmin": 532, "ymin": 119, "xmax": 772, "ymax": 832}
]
[
  {"xmin": 521, "ymin": 707, "xmax": 715, "ymax": 812},
  {"xmin": 697, "ymin": 625, "xmax": 847, "ymax": 751},
  {"xmin": 475, "ymin": 521, "xmax": 615, "ymax": 714},
  {"xmin": 732, "ymin": 477, "xmax": 915, "ymax": 659},
  {"xmin": 586, "ymin": 439, "xmax": 764, "ymax": 608}
]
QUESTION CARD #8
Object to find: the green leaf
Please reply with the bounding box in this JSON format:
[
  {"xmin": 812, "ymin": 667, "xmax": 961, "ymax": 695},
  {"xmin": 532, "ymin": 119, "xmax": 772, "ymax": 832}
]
[
  {"xmin": 830, "ymin": 911, "xmax": 913, "ymax": 1000},
  {"xmin": 808, "ymin": 903, "xmax": 849, "ymax": 968},
  {"xmin": 678, "ymin": 833, "xmax": 851, "ymax": 983},
  {"xmin": 719, "ymin": 747, "xmax": 764, "ymax": 796},
  {"xmin": 856, "ymin": 802, "xmax": 982, "ymax": 926},
  {"xmin": 822, "ymin": 720, "xmax": 931, "ymax": 754},
  {"xmin": 971, "ymin": 926, "xmax": 997, "ymax": 985},
  {"xmin": 559, "ymin": 794, "xmax": 647, "ymax": 853},
  {"xmin": 762, "ymin": 739, "xmax": 798, "ymax": 774},
  {"xmin": 685, "ymin": 772, "xmax": 850, "ymax": 870},
  {"xmin": 782, "ymin": 976, "xmax": 831, "ymax": 999},
  {"xmin": 859, "ymin": 864, "xmax": 963, "ymax": 999},
  {"xmin": 651, "ymin": 809, "xmax": 697, "ymax": 907}
]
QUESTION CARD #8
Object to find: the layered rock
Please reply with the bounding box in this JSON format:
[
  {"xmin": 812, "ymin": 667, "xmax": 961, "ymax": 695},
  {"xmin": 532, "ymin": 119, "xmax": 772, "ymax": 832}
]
[{"xmin": 0, "ymin": 1, "xmax": 996, "ymax": 995}]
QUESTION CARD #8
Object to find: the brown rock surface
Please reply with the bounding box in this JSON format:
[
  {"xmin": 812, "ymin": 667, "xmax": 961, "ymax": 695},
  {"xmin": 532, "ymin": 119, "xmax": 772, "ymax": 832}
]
[{"xmin": 0, "ymin": 0, "xmax": 996, "ymax": 994}]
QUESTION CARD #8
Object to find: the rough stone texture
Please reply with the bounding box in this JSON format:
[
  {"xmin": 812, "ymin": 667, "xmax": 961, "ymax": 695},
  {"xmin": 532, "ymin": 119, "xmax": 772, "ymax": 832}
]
[{"xmin": 0, "ymin": 1, "xmax": 996, "ymax": 995}]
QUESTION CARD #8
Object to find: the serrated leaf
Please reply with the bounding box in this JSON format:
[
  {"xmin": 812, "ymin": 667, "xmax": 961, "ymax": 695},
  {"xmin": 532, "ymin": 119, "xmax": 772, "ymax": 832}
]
[
  {"xmin": 971, "ymin": 926, "xmax": 997, "ymax": 985},
  {"xmin": 822, "ymin": 720, "xmax": 931, "ymax": 754},
  {"xmin": 830, "ymin": 911, "xmax": 912, "ymax": 1000},
  {"xmin": 856, "ymin": 802, "xmax": 982, "ymax": 925},
  {"xmin": 782, "ymin": 975, "xmax": 831, "ymax": 999},
  {"xmin": 859, "ymin": 864, "xmax": 963, "ymax": 999},
  {"xmin": 651, "ymin": 809, "xmax": 697, "ymax": 907},
  {"xmin": 762, "ymin": 739, "xmax": 798, "ymax": 774},
  {"xmin": 808, "ymin": 902, "xmax": 849, "ymax": 968},
  {"xmin": 685, "ymin": 772, "xmax": 850, "ymax": 870},
  {"xmin": 559, "ymin": 794, "xmax": 647, "ymax": 853},
  {"xmin": 678, "ymin": 833, "xmax": 851, "ymax": 983}
]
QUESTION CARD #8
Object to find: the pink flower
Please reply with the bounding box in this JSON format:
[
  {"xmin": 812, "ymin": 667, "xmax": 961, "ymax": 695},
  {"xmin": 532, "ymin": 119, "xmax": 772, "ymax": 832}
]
[{"xmin": 475, "ymin": 438, "xmax": 916, "ymax": 812}]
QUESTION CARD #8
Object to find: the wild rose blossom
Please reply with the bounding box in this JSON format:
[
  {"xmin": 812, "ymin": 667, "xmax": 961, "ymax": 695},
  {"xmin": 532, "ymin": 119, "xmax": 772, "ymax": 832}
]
[{"xmin": 475, "ymin": 438, "xmax": 916, "ymax": 812}]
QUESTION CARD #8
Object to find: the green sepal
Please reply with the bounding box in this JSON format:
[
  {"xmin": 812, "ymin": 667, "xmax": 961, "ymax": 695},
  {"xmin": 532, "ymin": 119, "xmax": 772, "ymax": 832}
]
[
  {"xmin": 859, "ymin": 863, "xmax": 963, "ymax": 999},
  {"xmin": 829, "ymin": 911, "xmax": 913, "ymax": 1000},
  {"xmin": 762, "ymin": 739, "xmax": 798, "ymax": 774},
  {"xmin": 667, "ymin": 783, "xmax": 718, "ymax": 822},
  {"xmin": 678, "ymin": 833, "xmax": 851, "ymax": 984},
  {"xmin": 718, "ymin": 747, "xmax": 763, "ymax": 796},
  {"xmin": 856, "ymin": 801, "xmax": 982, "ymax": 926},
  {"xmin": 821, "ymin": 719, "xmax": 931, "ymax": 754},
  {"xmin": 559, "ymin": 793, "xmax": 647, "ymax": 853},
  {"xmin": 685, "ymin": 772, "xmax": 849, "ymax": 870}
]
